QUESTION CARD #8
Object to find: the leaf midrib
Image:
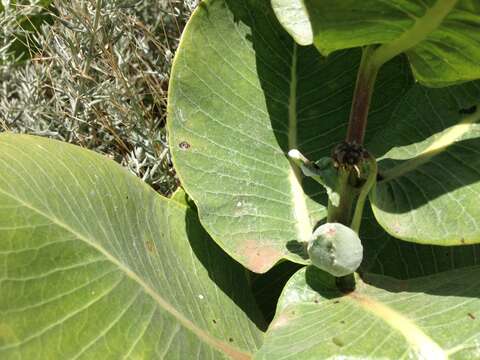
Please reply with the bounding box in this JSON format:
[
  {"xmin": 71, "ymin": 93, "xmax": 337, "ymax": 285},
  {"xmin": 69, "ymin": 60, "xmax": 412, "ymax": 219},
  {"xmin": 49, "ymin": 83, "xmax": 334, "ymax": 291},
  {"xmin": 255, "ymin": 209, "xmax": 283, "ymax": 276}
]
[
  {"xmin": 348, "ymin": 290, "xmax": 447, "ymax": 360},
  {"xmin": 288, "ymin": 43, "xmax": 312, "ymax": 244},
  {"xmin": 0, "ymin": 187, "xmax": 252, "ymax": 360},
  {"xmin": 380, "ymin": 106, "xmax": 480, "ymax": 181},
  {"xmin": 371, "ymin": 0, "xmax": 459, "ymax": 67}
]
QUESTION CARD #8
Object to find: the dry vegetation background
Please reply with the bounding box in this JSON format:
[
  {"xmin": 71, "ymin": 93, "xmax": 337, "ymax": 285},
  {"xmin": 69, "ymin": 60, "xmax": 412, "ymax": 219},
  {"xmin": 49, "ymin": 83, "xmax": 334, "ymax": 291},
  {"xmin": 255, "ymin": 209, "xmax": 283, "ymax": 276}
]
[{"xmin": 1, "ymin": 0, "xmax": 196, "ymax": 195}]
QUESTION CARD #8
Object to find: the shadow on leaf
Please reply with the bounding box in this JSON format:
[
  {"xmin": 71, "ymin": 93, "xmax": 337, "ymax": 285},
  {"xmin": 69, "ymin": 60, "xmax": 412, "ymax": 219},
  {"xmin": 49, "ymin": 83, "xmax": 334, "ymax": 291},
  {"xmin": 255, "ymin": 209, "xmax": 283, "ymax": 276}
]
[
  {"xmin": 360, "ymin": 206, "xmax": 480, "ymax": 283},
  {"xmin": 184, "ymin": 207, "xmax": 268, "ymax": 331},
  {"xmin": 375, "ymin": 136, "xmax": 480, "ymax": 213}
]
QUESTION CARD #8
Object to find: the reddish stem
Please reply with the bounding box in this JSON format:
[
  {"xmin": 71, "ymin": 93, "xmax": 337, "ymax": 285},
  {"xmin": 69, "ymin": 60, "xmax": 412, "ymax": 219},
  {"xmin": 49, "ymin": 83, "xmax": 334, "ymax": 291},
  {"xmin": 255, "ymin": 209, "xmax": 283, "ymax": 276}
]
[{"xmin": 346, "ymin": 47, "xmax": 380, "ymax": 144}]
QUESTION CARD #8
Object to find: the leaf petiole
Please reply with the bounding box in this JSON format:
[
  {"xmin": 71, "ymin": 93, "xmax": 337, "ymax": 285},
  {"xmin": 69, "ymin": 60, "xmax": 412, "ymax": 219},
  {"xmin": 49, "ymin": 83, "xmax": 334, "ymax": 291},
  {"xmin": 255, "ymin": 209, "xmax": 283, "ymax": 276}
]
[
  {"xmin": 346, "ymin": 46, "xmax": 380, "ymax": 145},
  {"xmin": 350, "ymin": 155, "xmax": 377, "ymax": 233}
]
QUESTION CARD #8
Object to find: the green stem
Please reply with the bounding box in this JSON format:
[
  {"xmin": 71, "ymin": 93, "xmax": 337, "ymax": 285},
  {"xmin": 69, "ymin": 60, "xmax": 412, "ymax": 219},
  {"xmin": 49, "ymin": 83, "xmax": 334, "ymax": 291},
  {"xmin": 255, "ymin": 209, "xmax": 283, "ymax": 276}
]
[
  {"xmin": 346, "ymin": 46, "xmax": 380, "ymax": 145},
  {"xmin": 327, "ymin": 168, "xmax": 355, "ymax": 226},
  {"xmin": 346, "ymin": 0, "xmax": 458, "ymax": 145},
  {"xmin": 350, "ymin": 156, "xmax": 377, "ymax": 233},
  {"xmin": 334, "ymin": 0, "xmax": 457, "ymax": 291},
  {"xmin": 336, "ymin": 274, "xmax": 356, "ymax": 293}
]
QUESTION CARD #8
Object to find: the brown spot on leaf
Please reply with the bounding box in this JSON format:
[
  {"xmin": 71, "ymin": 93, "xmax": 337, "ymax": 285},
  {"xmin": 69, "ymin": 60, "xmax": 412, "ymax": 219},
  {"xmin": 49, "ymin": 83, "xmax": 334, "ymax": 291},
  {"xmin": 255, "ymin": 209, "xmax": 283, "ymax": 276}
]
[
  {"xmin": 270, "ymin": 313, "xmax": 292, "ymax": 330},
  {"xmin": 240, "ymin": 240, "xmax": 283, "ymax": 273},
  {"xmin": 468, "ymin": 313, "xmax": 476, "ymax": 320},
  {"xmin": 145, "ymin": 240, "xmax": 156, "ymax": 254},
  {"xmin": 179, "ymin": 141, "xmax": 191, "ymax": 150},
  {"xmin": 393, "ymin": 221, "xmax": 402, "ymax": 234}
]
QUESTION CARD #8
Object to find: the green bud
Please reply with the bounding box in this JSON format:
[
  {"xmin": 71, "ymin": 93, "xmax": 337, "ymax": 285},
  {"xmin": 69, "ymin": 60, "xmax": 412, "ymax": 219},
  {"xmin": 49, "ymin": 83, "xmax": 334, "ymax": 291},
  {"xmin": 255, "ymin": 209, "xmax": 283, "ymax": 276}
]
[
  {"xmin": 307, "ymin": 223, "xmax": 363, "ymax": 277},
  {"xmin": 288, "ymin": 149, "xmax": 340, "ymax": 206}
]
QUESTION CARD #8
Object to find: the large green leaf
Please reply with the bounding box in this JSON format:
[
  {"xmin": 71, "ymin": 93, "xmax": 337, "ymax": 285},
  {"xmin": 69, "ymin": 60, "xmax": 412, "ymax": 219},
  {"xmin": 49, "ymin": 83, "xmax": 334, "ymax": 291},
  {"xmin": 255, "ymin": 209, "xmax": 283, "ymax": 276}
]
[
  {"xmin": 272, "ymin": 0, "xmax": 480, "ymax": 87},
  {"xmin": 168, "ymin": 0, "xmax": 413, "ymax": 272},
  {"xmin": 256, "ymin": 266, "xmax": 480, "ymax": 359},
  {"xmin": 0, "ymin": 134, "xmax": 263, "ymax": 359},
  {"xmin": 368, "ymin": 81, "xmax": 480, "ymax": 246},
  {"xmin": 361, "ymin": 206, "xmax": 480, "ymax": 279}
]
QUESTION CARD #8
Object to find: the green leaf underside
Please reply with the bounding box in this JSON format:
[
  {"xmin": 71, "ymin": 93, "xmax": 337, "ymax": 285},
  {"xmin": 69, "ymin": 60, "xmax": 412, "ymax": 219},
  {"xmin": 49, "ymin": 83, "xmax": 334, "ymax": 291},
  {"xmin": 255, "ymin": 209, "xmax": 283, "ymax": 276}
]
[
  {"xmin": 361, "ymin": 207, "xmax": 480, "ymax": 279},
  {"xmin": 256, "ymin": 266, "xmax": 480, "ymax": 359},
  {"xmin": 369, "ymin": 81, "xmax": 480, "ymax": 246},
  {"xmin": 0, "ymin": 134, "xmax": 263, "ymax": 359},
  {"xmin": 272, "ymin": 0, "xmax": 480, "ymax": 87},
  {"xmin": 168, "ymin": 0, "xmax": 413, "ymax": 272}
]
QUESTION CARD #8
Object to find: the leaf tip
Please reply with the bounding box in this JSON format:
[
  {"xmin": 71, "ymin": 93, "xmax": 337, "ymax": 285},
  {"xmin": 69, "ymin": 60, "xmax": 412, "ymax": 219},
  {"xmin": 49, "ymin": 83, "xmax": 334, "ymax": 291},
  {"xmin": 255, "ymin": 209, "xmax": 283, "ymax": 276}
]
[{"xmin": 240, "ymin": 240, "xmax": 283, "ymax": 273}]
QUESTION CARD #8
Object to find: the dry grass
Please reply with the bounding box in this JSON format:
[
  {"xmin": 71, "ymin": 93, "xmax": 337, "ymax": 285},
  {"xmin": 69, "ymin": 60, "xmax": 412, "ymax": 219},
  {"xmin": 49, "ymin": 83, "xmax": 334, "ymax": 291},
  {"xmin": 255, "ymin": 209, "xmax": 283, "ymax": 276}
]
[{"xmin": 0, "ymin": 0, "xmax": 196, "ymax": 195}]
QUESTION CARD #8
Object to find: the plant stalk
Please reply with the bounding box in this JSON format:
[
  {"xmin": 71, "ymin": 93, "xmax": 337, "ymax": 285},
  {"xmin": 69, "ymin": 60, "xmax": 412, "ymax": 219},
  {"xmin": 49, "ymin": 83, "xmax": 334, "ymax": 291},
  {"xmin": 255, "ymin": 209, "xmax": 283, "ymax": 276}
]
[
  {"xmin": 346, "ymin": 46, "xmax": 380, "ymax": 145},
  {"xmin": 336, "ymin": 274, "xmax": 356, "ymax": 293},
  {"xmin": 327, "ymin": 168, "xmax": 355, "ymax": 226},
  {"xmin": 333, "ymin": 0, "xmax": 458, "ymax": 292},
  {"xmin": 370, "ymin": 0, "xmax": 459, "ymax": 68},
  {"xmin": 350, "ymin": 156, "xmax": 377, "ymax": 233},
  {"xmin": 332, "ymin": 48, "xmax": 379, "ymax": 291},
  {"xmin": 346, "ymin": 0, "xmax": 458, "ymax": 145}
]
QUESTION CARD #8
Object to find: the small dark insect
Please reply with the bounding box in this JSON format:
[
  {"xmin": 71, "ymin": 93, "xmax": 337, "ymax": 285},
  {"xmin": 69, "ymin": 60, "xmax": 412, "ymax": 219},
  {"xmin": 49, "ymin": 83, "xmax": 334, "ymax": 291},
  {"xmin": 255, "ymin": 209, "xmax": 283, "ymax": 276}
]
[{"xmin": 468, "ymin": 313, "xmax": 476, "ymax": 320}]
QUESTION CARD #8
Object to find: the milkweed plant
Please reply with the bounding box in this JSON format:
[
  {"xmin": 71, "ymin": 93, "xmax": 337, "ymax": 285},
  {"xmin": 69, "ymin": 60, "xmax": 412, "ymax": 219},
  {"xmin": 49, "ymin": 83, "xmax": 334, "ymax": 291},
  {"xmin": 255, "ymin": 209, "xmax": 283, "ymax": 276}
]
[{"xmin": 1, "ymin": 0, "xmax": 480, "ymax": 359}]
